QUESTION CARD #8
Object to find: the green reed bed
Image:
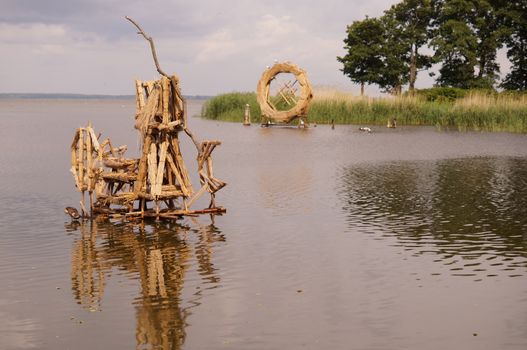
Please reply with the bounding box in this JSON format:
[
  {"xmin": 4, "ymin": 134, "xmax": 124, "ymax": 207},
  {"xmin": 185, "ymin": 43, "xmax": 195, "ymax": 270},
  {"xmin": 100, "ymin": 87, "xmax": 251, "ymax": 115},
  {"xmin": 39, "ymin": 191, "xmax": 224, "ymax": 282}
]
[
  {"xmin": 201, "ymin": 91, "xmax": 527, "ymax": 133},
  {"xmin": 201, "ymin": 92, "xmax": 262, "ymax": 123}
]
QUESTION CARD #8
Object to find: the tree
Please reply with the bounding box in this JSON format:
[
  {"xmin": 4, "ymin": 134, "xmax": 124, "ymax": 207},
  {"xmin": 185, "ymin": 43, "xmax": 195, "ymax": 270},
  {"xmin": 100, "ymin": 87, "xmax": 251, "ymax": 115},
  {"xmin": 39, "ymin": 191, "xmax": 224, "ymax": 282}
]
[
  {"xmin": 472, "ymin": 0, "xmax": 507, "ymax": 87},
  {"xmin": 337, "ymin": 17, "xmax": 384, "ymax": 96},
  {"xmin": 383, "ymin": 0, "xmax": 434, "ymax": 91},
  {"xmin": 501, "ymin": 1, "xmax": 527, "ymax": 90},
  {"xmin": 376, "ymin": 13, "xmax": 410, "ymax": 94},
  {"xmin": 431, "ymin": 0, "xmax": 504, "ymax": 88}
]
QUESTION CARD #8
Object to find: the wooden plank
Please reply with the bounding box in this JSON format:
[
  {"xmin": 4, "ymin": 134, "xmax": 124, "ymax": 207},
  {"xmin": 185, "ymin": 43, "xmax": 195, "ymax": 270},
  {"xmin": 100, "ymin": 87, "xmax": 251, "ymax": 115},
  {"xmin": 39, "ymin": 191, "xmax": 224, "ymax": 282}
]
[
  {"xmin": 171, "ymin": 138, "xmax": 193, "ymax": 194},
  {"xmin": 206, "ymin": 156, "xmax": 214, "ymax": 178},
  {"xmin": 161, "ymin": 76, "xmax": 169, "ymax": 124},
  {"xmin": 87, "ymin": 127, "xmax": 101, "ymax": 154},
  {"xmin": 166, "ymin": 153, "xmax": 188, "ymax": 196},
  {"xmin": 86, "ymin": 125, "xmax": 93, "ymax": 192},
  {"xmin": 147, "ymin": 142, "xmax": 157, "ymax": 195},
  {"xmin": 154, "ymin": 138, "xmax": 168, "ymax": 196},
  {"xmin": 134, "ymin": 135, "xmax": 152, "ymax": 193},
  {"xmin": 186, "ymin": 184, "xmax": 208, "ymax": 209},
  {"xmin": 101, "ymin": 172, "xmax": 137, "ymax": 182},
  {"xmin": 135, "ymin": 79, "xmax": 145, "ymax": 110},
  {"xmin": 77, "ymin": 128, "xmax": 85, "ymax": 190},
  {"xmin": 103, "ymin": 158, "xmax": 137, "ymax": 169}
]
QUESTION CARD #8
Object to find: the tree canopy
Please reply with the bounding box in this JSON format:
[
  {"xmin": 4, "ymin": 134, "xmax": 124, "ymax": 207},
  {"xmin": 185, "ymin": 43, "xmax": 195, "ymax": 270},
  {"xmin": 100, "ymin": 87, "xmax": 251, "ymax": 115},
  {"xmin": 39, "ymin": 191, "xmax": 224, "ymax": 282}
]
[
  {"xmin": 337, "ymin": 17, "xmax": 385, "ymax": 96},
  {"xmin": 338, "ymin": 0, "xmax": 527, "ymax": 93}
]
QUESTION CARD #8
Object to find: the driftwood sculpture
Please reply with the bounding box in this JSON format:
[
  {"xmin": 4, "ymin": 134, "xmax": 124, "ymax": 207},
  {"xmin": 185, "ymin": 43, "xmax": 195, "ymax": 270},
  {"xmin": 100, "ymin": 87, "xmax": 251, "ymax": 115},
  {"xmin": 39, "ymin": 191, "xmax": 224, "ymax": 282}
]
[
  {"xmin": 256, "ymin": 62, "xmax": 313, "ymax": 124},
  {"xmin": 68, "ymin": 17, "xmax": 226, "ymax": 221}
]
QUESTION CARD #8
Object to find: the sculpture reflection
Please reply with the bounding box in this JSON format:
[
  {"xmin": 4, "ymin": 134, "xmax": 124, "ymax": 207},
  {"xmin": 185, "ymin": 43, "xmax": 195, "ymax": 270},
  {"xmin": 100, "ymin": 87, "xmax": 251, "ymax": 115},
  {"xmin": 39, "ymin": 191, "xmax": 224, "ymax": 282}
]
[
  {"xmin": 340, "ymin": 156, "xmax": 527, "ymax": 278},
  {"xmin": 69, "ymin": 217, "xmax": 224, "ymax": 349}
]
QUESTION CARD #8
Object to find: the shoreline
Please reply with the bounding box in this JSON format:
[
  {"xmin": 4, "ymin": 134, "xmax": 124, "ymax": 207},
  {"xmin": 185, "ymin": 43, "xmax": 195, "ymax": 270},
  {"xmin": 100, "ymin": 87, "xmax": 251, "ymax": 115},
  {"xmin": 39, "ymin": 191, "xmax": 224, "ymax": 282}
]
[{"xmin": 200, "ymin": 91, "xmax": 527, "ymax": 133}]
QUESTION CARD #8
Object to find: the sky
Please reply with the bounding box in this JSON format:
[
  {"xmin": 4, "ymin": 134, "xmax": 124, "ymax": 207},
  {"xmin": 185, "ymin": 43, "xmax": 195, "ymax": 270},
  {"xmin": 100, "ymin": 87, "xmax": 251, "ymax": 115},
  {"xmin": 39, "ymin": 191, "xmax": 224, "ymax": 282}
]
[{"xmin": 0, "ymin": 0, "xmax": 508, "ymax": 96}]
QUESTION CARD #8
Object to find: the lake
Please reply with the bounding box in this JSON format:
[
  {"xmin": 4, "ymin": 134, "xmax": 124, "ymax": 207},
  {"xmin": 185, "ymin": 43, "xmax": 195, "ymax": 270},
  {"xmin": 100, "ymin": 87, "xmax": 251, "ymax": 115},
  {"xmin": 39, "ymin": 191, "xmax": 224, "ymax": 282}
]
[{"xmin": 1, "ymin": 98, "xmax": 526, "ymax": 350}]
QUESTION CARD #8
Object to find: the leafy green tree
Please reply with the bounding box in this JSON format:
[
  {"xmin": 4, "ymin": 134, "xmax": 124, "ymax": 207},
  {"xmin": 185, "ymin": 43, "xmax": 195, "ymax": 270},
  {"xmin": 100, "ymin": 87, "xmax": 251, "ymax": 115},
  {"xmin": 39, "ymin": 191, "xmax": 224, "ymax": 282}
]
[
  {"xmin": 431, "ymin": 0, "xmax": 504, "ymax": 88},
  {"xmin": 472, "ymin": 0, "xmax": 508, "ymax": 87},
  {"xmin": 337, "ymin": 17, "xmax": 384, "ymax": 96},
  {"xmin": 383, "ymin": 0, "xmax": 434, "ymax": 91},
  {"xmin": 501, "ymin": 1, "xmax": 527, "ymax": 90},
  {"xmin": 375, "ymin": 13, "xmax": 410, "ymax": 94}
]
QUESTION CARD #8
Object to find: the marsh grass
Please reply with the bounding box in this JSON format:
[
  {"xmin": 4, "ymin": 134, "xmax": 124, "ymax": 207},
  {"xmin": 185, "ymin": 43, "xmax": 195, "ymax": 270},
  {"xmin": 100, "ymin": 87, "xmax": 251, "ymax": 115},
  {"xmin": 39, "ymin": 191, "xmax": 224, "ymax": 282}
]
[{"xmin": 201, "ymin": 89, "xmax": 527, "ymax": 132}]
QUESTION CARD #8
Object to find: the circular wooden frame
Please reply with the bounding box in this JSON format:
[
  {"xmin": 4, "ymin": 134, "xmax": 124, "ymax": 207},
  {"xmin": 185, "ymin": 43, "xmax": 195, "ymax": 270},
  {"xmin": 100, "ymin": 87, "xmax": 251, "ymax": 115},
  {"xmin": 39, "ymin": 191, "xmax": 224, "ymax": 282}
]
[{"xmin": 256, "ymin": 62, "xmax": 313, "ymax": 123}]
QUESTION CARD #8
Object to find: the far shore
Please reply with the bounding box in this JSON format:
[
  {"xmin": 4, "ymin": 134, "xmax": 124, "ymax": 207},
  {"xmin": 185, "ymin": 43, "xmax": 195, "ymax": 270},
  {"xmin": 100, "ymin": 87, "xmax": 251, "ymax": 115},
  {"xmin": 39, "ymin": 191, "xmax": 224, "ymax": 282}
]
[{"xmin": 0, "ymin": 93, "xmax": 212, "ymax": 100}]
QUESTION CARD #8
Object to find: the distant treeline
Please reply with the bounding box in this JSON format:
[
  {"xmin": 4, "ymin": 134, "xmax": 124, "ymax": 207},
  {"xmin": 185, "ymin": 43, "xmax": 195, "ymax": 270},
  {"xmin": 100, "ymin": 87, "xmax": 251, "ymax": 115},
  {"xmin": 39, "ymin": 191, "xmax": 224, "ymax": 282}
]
[
  {"xmin": 0, "ymin": 93, "xmax": 135, "ymax": 99},
  {"xmin": 337, "ymin": 0, "xmax": 527, "ymax": 95},
  {"xmin": 0, "ymin": 93, "xmax": 212, "ymax": 100}
]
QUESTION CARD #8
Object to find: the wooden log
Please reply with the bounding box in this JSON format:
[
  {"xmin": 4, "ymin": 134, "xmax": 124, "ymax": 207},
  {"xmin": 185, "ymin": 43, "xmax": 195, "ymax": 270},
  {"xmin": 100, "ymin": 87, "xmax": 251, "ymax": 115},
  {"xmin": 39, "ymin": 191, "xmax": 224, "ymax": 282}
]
[
  {"xmin": 135, "ymin": 79, "xmax": 145, "ymax": 111},
  {"xmin": 147, "ymin": 142, "xmax": 158, "ymax": 193},
  {"xmin": 166, "ymin": 153, "xmax": 189, "ymax": 196},
  {"xmin": 169, "ymin": 75, "xmax": 186, "ymax": 125},
  {"xmin": 161, "ymin": 185, "xmax": 180, "ymax": 192},
  {"xmin": 124, "ymin": 206, "xmax": 225, "ymax": 219},
  {"xmin": 167, "ymin": 153, "xmax": 191, "ymax": 197},
  {"xmin": 87, "ymin": 127, "xmax": 101, "ymax": 153},
  {"xmin": 96, "ymin": 192, "xmax": 137, "ymax": 205},
  {"xmin": 135, "ymin": 86, "xmax": 160, "ymax": 135},
  {"xmin": 134, "ymin": 135, "xmax": 152, "ymax": 193},
  {"xmin": 101, "ymin": 172, "xmax": 137, "ymax": 182},
  {"xmin": 77, "ymin": 128, "xmax": 85, "ymax": 190},
  {"xmin": 162, "ymin": 76, "xmax": 169, "ymax": 124},
  {"xmin": 154, "ymin": 138, "xmax": 168, "ymax": 196},
  {"xmin": 148, "ymin": 120, "xmax": 181, "ymax": 132},
  {"xmin": 207, "ymin": 156, "xmax": 214, "ymax": 178},
  {"xmin": 186, "ymin": 184, "xmax": 208, "ymax": 209},
  {"xmin": 171, "ymin": 138, "xmax": 193, "ymax": 194},
  {"xmin": 103, "ymin": 158, "xmax": 137, "ymax": 169},
  {"xmin": 86, "ymin": 125, "xmax": 93, "ymax": 192},
  {"xmin": 137, "ymin": 190, "xmax": 184, "ymax": 200}
]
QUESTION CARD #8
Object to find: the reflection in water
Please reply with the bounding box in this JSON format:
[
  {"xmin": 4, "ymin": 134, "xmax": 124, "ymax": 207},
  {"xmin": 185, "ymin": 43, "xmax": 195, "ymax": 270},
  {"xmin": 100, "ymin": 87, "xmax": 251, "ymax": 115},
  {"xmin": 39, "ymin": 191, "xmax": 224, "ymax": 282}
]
[
  {"xmin": 69, "ymin": 218, "xmax": 225, "ymax": 349},
  {"xmin": 340, "ymin": 157, "xmax": 527, "ymax": 279}
]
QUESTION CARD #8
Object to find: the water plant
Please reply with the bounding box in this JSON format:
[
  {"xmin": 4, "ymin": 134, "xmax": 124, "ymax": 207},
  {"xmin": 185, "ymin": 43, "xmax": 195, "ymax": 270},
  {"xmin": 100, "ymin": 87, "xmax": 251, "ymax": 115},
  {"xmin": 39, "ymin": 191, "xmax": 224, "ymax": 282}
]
[{"xmin": 201, "ymin": 89, "xmax": 527, "ymax": 133}]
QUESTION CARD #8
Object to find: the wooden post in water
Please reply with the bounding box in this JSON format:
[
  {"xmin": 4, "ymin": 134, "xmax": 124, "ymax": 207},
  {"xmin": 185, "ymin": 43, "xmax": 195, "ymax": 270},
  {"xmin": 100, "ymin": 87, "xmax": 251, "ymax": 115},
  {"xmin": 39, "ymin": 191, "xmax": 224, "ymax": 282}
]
[{"xmin": 243, "ymin": 104, "xmax": 251, "ymax": 126}]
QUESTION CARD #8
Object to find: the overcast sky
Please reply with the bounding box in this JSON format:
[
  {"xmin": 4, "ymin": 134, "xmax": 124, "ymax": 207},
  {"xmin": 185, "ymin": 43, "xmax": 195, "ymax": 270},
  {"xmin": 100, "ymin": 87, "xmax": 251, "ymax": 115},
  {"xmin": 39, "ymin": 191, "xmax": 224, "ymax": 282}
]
[{"xmin": 0, "ymin": 0, "xmax": 466, "ymax": 96}]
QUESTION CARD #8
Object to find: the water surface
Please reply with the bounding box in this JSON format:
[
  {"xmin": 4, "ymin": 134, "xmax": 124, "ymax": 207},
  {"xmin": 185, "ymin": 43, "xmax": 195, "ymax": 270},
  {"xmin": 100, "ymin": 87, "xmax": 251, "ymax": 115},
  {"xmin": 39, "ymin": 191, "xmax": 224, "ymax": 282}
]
[{"xmin": 1, "ymin": 98, "xmax": 527, "ymax": 349}]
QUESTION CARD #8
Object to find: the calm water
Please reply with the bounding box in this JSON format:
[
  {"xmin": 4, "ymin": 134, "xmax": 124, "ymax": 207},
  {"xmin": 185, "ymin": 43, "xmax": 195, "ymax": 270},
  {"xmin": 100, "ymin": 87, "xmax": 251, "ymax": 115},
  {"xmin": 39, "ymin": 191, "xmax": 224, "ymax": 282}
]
[{"xmin": 1, "ymin": 98, "xmax": 527, "ymax": 350}]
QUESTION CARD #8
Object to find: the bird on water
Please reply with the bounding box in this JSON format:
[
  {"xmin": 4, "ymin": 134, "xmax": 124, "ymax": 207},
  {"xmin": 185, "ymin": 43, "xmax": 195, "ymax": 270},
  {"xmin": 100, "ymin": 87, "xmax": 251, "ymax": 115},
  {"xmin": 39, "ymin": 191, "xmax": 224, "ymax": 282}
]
[
  {"xmin": 64, "ymin": 206, "xmax": 81, "ymax": 219},
  {"xmin": 359, "ymin": 127, "xmax": 372, "ymax": 133}
]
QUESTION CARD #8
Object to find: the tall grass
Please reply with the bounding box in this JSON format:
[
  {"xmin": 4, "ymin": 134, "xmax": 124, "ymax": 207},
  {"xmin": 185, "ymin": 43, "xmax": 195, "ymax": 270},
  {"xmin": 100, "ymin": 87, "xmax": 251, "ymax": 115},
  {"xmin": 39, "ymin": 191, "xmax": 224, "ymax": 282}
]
[
  {"xmin": 201, "ymin": 92, "xmax": 262, "ymax": 123},
  {"xmin": 201, "ymin": 89, "xmax": 527, "ymax": 133}
]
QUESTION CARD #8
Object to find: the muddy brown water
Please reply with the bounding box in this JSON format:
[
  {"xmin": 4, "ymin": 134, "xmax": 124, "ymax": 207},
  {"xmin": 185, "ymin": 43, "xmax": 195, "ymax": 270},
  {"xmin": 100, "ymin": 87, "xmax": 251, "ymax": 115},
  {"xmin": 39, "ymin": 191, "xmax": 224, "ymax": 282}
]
[{"xmin": 1, "ymin": 98, "xmax": 526, "ymax": 350}]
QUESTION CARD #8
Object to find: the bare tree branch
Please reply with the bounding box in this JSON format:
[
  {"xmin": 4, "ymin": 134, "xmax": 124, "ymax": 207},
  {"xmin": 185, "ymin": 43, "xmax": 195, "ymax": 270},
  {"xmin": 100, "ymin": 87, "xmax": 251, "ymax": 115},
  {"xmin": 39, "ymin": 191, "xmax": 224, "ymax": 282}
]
[{"xmin": 125, "ymin": 16, "xmax": 168, "ymax": 77}]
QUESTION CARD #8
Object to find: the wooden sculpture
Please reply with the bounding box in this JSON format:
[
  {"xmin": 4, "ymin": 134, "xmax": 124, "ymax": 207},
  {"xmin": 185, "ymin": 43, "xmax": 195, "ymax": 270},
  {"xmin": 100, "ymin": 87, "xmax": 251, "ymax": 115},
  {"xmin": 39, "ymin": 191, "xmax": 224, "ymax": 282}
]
[
  {"xmin": 256, "ymin": 62, "xmax": 313, "ymax": 124},
  {"xmin": 68, "ymin": 17, "xmax": 226, "ymax": 221}
]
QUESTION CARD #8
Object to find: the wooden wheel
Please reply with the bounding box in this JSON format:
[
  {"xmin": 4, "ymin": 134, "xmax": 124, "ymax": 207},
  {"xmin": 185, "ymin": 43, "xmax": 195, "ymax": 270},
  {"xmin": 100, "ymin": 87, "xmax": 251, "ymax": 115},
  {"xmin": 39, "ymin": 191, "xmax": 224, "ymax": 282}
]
[{"xmin": 256, "ymin": 62, "xmax": 313, "ymax": 123}]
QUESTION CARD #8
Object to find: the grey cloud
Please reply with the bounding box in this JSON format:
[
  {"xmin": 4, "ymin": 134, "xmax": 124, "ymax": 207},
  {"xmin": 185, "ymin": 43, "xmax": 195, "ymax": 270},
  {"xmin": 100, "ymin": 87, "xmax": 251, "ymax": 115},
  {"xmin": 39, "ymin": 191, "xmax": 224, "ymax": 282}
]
[{"xmin": 0, "ymin": 0, "xmax": 402, "ymax": 95}]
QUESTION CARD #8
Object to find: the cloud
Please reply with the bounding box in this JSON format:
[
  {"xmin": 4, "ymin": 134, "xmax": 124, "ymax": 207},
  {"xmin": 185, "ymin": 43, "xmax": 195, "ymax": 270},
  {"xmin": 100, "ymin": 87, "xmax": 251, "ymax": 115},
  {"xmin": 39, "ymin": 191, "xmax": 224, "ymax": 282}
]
[
  {"xmin": 195, "ymin": 14, "xmax": 306, "ymax": 63},
  {"xmin": 0, "ymin": 0, "xmax": 423, "ymax": 95}
]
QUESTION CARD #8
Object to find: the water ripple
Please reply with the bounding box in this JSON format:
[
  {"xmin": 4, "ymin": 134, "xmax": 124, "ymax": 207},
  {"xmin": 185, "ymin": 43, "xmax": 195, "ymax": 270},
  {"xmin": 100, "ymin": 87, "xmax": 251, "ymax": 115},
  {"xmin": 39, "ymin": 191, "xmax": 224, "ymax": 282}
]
[{"xmin": 338, "ymin": 156, "xmax": 527, "ymax": 279}]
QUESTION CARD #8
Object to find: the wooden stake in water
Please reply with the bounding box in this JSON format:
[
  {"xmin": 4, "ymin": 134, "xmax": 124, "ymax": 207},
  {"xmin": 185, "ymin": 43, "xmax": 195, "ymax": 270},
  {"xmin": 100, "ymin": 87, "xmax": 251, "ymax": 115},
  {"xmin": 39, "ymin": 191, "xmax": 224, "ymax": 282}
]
[{"xmin": 243, "ymin": 104, "xmax": 251, "ymax": 126}]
